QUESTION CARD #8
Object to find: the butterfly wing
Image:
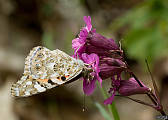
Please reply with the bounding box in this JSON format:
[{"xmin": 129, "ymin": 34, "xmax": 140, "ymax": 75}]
[{"xmin": 11, "ymin": 46, "xmax": 84, "ymax": 97}]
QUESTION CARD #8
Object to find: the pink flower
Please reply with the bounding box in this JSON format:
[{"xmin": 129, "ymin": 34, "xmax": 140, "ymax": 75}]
[
  {"xmin": 72, "ymin": 16, "xmax": 126, "ymax": 96},
  {"xmin": 72, "ymin": 16, "xmax": 121, "ymax": 58},
  {"xmin": 104, "ymin": 75, "xmax": 121, "ymax": 105},
  {"xmin": 71, "ymin": 16, "xmax": 153, "ymax": 108},
  {"xmin": 72, "ymin": 16, "xmax": 93, "ymax": 58},
  {"xmin": 82, "ymin": 77, "xmax": 97, "ymax": 96},
  {"xmin": 72, "ymin": 38, "xmax": 86, "ymax": 59},
  {"xmin": 104, "ymin": 93, "xmax": 115, "ymax": 105},
  {"xmin": 81, "ymin": 53, "xmax": 102, "ymax": 95},
  {"xmin": 83, "ymin": 16, "xmax": 92, "ymax": 32}
]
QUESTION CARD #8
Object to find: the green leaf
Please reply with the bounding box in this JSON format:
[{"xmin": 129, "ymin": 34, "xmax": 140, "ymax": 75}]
[{"xmin": 109, "ymin": 102, "xmax": 120, "ymax": 120}]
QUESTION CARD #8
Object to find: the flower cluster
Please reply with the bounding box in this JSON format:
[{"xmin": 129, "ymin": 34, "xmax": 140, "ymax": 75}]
[{"xmin": 72, "ymin": 16, "xmax": 150, "ymax": 104}]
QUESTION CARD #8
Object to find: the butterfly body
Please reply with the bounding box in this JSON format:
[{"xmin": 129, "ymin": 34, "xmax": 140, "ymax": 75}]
[{"xmin": 11, "ymin": 46, "xmax": 85, "ymax": 97}]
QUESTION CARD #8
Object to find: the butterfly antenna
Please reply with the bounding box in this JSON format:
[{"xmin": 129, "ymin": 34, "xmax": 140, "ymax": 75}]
[{"xmin": 82, "ymin": 93, "xmax": 86, "ymax": 112}]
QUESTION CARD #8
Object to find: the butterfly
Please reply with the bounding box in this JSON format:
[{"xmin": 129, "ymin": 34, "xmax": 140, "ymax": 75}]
[{"xmin": 11, "ymin": 46, "xmax": 89, "ymax": 97}]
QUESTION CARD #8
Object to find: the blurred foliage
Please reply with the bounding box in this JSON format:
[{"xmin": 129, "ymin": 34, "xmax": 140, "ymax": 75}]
[
  {"xmin": 95, "ymin": 102, "xmax": 113, "ymax": 120},
  {"xmin": 64, "ymin": 29, "xmax": 76, "ymax": 53},
  {"xmin": 110, "ymin": 0, "xmax": 168, "ymax": 65},
  {"xmin": 42, "ymin": 1, "xmax": 54, "ymax": 17},
  {"xmin": 42, "ymin": 31, "xmax": 54, "ymax": 50}
]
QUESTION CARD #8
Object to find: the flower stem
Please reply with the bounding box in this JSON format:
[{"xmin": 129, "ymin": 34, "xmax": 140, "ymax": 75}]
[
  {"xmin": 97, "ymin": 82, "xmax": 120, "ymax": 120},
  {"xmin": 124, "ymin": 61, "xmax": 166, "ymax": 114},
  {"xmin": 129, "ymin": 71, "xmax": 167, "ymax": 116}
]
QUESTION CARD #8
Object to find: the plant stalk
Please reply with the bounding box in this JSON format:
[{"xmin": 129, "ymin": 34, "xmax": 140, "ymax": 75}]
[{"xmin": 129, "ymin": 71, "xmax": 167, "ymax": 116}]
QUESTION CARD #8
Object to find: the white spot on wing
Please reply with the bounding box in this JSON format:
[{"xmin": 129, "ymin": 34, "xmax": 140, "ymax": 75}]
[
  {"xmin": 34, "ymin": 84, "xmax": 46, "ymax": 92},
  {"xmin": 25, "ymin": 91, "xmax": 30, "ymax": 96},
  {"xmin": 13, "ymin": 88, "xmax": 19, "ymax": 91},
  {"xmin": 47, "ymin": 63, "xmax": 55, "ymax": 69},
  {"xmin": 52, "ymin": 78, "xmax": 64, "ymax": 85},
  {"xmin": 17, "ymin": 81, "xmax": 23, "ymax": 84},
  {"xmin": 26, "ymin": 81, "xmax": 32, "ymax": 85},
  {"xmin": 15, "ymin": 90, "xmax": 19, "ymax": 96},
  {"xmin": 50, "ymin": 73, "xmax": 59, "ymax": 77}
]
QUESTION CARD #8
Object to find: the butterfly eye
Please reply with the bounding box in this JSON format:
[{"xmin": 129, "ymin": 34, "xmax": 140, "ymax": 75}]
[
  {"xmin": 38, "ymin": 47, "xmax": 42, "ymax": 50},
  {"xmin": 61, "ymin": 76, "xmax": 66, "ymax": 81}
]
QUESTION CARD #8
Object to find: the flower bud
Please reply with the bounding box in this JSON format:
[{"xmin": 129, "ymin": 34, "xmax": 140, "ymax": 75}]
[
  {"xmin": 100, "ymin": 57, "xmax": 126, "ymax": 67},
  {"xmin": 87, "ymin": 32, "xmax": 119, "ymax": 50},
  {"xmin": 119, "ymin": 77, "xmax": 150, "ymax": 96},
  {"xmin": 99, "ymin": 63, "xmax": 126, "ymax": 79}
]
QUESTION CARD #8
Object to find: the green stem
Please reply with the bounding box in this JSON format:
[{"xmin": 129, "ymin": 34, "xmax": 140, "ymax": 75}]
[{"xmin": 97, "ymin": 82, "xmax": 120, "ymax": 120}]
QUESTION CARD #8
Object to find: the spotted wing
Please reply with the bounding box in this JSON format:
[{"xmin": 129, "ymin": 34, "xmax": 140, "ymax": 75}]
[{"xmin": 11, "ymin": 46, "xmax": 84, "ymax": 97}]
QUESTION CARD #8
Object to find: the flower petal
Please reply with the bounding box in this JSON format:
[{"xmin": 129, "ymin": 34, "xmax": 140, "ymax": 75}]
[
  {"xmin": 72, "ymin": 38, "xmax": 86, "ymax": 58},
  {"xmin": 85, "ymin": 44, "xmax": 122, "ymax": 59},
  {"xmin": 83, "ymin": 16, "xmax": 92, "ymax": 32},
  {"xmin": 101, "ymin": 57, "xmax": 126, "ymax": 67},
  {"xmin": 81, "ymin": 53, "xmax": 102, "ymax": 86},
  {"xmin": 83, "ymin": 77, "xmax": 96, "ymax": 95},
  {"xmin": 96, "ymin": 73, "xmax": 102, "ymax": 86},
  {"xmin": 119, "ymin": 77, "xmax": 150, "ymax": 96},
  {"xmin": 104, "ymin": 93, "xmax": 115, "ymax": 105},
  {"xmin": 81, "ymin": 53, "xmax": 99, "ymax": 70},
  {"xmin": 79, "ymin": 28, "xmax": 88, "ymax": 39},
  {"xmin": 99, "ymin": 63, "xmax": 125, "ymax": 79},
  {"xmin": 88, "ymin": 32, "xmax": 119, "ymax": 50}
]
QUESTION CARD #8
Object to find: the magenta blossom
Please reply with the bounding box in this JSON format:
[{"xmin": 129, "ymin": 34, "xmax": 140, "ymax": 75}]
[
  {"xmin": 72, "ymin": 16, "xmax": 94, "ymax": 59},
  {"xmin": 81, "ymin": 53, "xmax": 102, "ymax": 95},
  {"xmin": 72, "ymin": 38, "xmax": 86, "ymax": 58},
  {"xmin": 72, "ymin": 16, "xmax": 125, "ymax": 79},
  {"xmin": 72, "ymin": 16, "xmax": 126, "ymax": 96},
  {"xmin": 83, "ymin": 16, "xmax": 92, "ymax": 32},
  {"xmin": 119, "ymin": 77, "xmax": 150, "ymax": 96},
  {"xmin": 99, "ymin": 57, "xmax": 126, "ymax": 79},
  {"xmin": 87, "ymin": 32, "xmax": 119, "ymax": 50},
  {"xmin": 71, "ymin": 16, "xmax": 166, "ymax": 115},
  {"xmin": 104, "ymin": 75, "xmax": 121, "ymax": 105},
  {"xmin": 72, "ymin": 16, "xmax": 121, "ymax": 59},
  {"xmin": 104, "ymin": 77, "xmax": 151, "ymax": 105}
]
